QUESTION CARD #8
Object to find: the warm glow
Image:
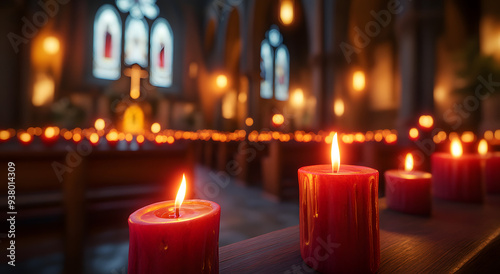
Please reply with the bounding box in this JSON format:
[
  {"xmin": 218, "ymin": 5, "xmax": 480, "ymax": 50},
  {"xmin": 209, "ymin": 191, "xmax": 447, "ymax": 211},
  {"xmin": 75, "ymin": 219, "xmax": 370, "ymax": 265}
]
[
  {"xmin": 89, "ymin": 133, "xmax": 99, "ymax": 144},
  {"xmin": 136, "ymin": 134, "xmax": 145, "ymax": 144},
  {"xmin": 495, "ymin": 129, "xmax": 500, "ymax": 140},
  {"xmin": 43, "ymin": 36, "xmax": 60, "ymax": 55},
  {"xmin": 72, "ymin": 133, "xmax": 82, "ymax": 142},
  {"xmin": 151, "ymin": 122, "xmax": 161, "ymax": 133},
  {"xmin": 451, "ymin": 139, "xmax": 463, "ymax": 158},
  {"xmin": 478, "ymin": 139, "xmax": 488, "ymax": 156},
  {"xmin": 334, "ymin": 98, "xmax": 344, "ymax": 117},
  {"xmin": 216, "ymin": 74, "xmax": 228, "ymax": 89},
  {"xmin": 331, "ymin": 133, "xmax": 340, "ymax": 173},
  {"xmin": 280, "ymin": 0, "xmax": 294, "ymax": 25},
  {"xmin": 95, "ymin": 118, "xmax": 105, "ymax": 131},
  {"xmin": 245, "ymin": 117, "xmax": 254, "ymax": 127},
  {"xmin": 44, "ymin": 127, "xmax": 55, "ymax": 138},
  {"xmin": 222, "ymin": 91, "xmax": 237, "ymax": 119},
  {"xmin": 0, "ymin": 130, "xmax": 10, "ymax": 141},
  {"xmin": 106, "ymin": 131, "xmax": 118, "ymax": 141},
  {"xmin": 19, "ymin": 132, "xmax": 32, "ymax": 143},
  {"xmin": 272, "ymin": 114, "xmax": 285, "ymax": 127},
  {"xmin": 418, "ymin": 115, "xmax": 434, "ymax": 129},
  {"xmin": 404, "ymin": 153, "xmax": 414, "ymax": 172},
  {"xmin": 189, "ymin": 62, "xmax": 198, "ymax": 79},
  {"xmin": 238, "ymin": 92, "xmax": 247, "ymax": 103},
  {"xmin": 461, "ymin": 131, "xmax": 475, "ymax": 143},
  {"xmin": 174, "ymin": 174, "xmax": 187, "ymax": 217},
  {"xmin": 63, "ymin": 131, "xmax": 72, "ymax": 140},
  {"xmin": 290, "ymin": 88, "xmax": 304, "ymax": 108},
  {"xmin": 123, "ymin": 105, "xmax": 144, "ymax": 134},
  {"xmin": 352, "ymin": 71, "xmax": 365, "ymax": 91},
  {"xmin": 32, "ymin": 73, "xmax": 55, "ymax": 107},
  {"xmin": 385, "ymin": 133, "xmax": 397, "ymax": 144},
  {"xmin": 130, "ymin": 66, "xmax": 141, "ymax": 99},
  {"xmin": 409, "ymin": 128, "xmax": 419, "ymax": 139},
  {"xmin": 484, "ymin": 130, "xmax": 493, "ymax": 140}
]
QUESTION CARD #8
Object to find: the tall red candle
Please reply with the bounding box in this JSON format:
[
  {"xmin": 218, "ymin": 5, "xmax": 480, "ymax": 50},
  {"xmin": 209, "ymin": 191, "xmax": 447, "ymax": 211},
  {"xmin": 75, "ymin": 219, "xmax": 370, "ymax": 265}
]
[
  {"xmin": 385, "ymin": 153, "xmax": 432, "ymax": 215},
  {"xmin": 128, "ymin": 175, "xmax": 220, "ymax": 274},
  {"xmin": 431, "ymin": 139, "xmax": 484, "ymax": 203},
  {"xmin": 298, "ymin": 133, "xmax": 380, "ymax": 273}
]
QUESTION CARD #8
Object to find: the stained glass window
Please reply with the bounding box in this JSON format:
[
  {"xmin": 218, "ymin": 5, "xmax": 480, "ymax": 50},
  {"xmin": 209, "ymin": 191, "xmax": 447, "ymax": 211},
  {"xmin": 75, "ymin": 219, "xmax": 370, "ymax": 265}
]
[
  {"xmin": 150, "ymin": 18, "xmax": 174, "ymax": 87},
  {"xmin": 124, "ymin": 17, "xmax": 149, "ymax": 67},
  {"xmin": 274, "ymin": 45, "xmax": 289, "ymax": 101},
  {"xmin": 260, "ymin": 41, "xmax": 273, "ymax": 99},
  {"xmin": 260, "ymin": 26, "xmax": 289, "ymax": 101},
  {"xmin": 93, "ymin": 5, "xmax": 122, "ymax": 80}
]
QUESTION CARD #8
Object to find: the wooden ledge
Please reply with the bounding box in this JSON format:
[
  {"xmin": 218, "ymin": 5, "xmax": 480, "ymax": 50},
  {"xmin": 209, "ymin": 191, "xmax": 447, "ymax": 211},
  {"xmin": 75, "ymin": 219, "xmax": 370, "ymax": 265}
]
[{"xmin": 220, "ymin": 196, "xmax": 500, "ymax": 273}]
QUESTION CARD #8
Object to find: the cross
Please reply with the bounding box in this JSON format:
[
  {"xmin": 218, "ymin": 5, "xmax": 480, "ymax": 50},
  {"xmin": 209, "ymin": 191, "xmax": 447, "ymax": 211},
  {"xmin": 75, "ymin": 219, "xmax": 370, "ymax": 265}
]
[{"xmin": 124, "ymin": 64, "xmax": 148, "ymax": 99}]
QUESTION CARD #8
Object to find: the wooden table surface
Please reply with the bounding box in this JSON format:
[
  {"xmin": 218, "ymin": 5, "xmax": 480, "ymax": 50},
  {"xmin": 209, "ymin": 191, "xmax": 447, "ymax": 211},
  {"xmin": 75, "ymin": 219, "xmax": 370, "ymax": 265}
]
[{"xmin": 220, "ymin": 196, "xmax": 500, "ymax": 273}]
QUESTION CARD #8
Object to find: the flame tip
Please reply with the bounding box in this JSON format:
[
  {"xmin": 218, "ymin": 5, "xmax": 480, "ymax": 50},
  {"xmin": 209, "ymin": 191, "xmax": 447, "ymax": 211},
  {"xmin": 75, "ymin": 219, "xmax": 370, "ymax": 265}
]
[{"xmin": 331, "ymin": 133, "xmax": 340, "ymax": 173}]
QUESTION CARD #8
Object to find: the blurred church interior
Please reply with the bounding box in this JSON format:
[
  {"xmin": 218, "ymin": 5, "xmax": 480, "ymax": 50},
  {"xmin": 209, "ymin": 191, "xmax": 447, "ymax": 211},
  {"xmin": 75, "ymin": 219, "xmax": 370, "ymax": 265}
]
[{"xmin": 1, "ymin": 0, "xmax": 500, "ymax": 273}]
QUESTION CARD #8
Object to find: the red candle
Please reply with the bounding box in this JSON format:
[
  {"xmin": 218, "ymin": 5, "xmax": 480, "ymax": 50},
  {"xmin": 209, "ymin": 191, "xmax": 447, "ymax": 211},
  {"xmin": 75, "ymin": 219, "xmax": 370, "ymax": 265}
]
[
  {"xmin": 298, "ymin": 133, "xmax": 380, "ymax": 273},
  {"xmin": 385, "ymin": 153, "xmax": 432, "ymax": 215},
  {"xmin": 431, "ymin": 139, "xmax": 484, "ymax": 203},
  {"xmin": 478, "ymin": 140, "xmax": 500, "ymax": 194},
  {"xmin": 128, "ymin": 175, "xmax": 220, "ymax": 274},
  {"xmin": 41, "ymin": 127, "xmax": 59, "ymax": 146}
]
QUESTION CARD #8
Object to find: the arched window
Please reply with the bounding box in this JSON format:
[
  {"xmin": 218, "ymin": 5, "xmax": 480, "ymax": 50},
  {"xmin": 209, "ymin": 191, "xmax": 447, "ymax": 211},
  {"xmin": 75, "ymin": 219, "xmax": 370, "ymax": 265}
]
[
  {"xmin": 93, "ymin": 5, "xmax": 122, "ymax": 80},
  {"xmin": 260, "ymin": 26, "xmax": 289, "ymax": 101},
  {"xmin": 274, "ymin": 45, "xmax": 289, "ymax": 101},
  {"xmin": 124, "ymin": 16, "xmax": 149, "ymax": 67},
  {"xmin": 260, "ymin": 41, "xmax": 273, "ymax": 99},
  {"xmin": 150, "ymin": 18, "xmax": 174, "ymax": 87}
]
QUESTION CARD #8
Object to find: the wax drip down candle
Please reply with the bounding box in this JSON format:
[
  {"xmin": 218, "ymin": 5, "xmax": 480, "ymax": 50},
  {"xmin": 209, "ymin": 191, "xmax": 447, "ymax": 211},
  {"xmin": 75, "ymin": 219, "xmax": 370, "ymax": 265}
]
[
  {"xmin": 385, "ymin": 153, "xmax": 432, "ymax": 215},
  {"xmin": 128, "ymin": 174, "xmax": 221, "ymax": 274},
  {"xmin": 431, "ymin": 139, "xmax": 485, "ymax": 203},
  {"xmin": 298, "ymin": 133, "xmax": 380, "ymax": 273}
]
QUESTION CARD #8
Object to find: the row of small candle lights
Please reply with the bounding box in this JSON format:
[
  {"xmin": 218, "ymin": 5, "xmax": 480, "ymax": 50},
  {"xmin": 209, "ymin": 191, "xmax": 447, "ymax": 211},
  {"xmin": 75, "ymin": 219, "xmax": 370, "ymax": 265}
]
[
  {"xmin": 386, "ymin": 138, "xmax": 499, "ymax": 217},
  {"xmin": 2, "ymin": 126, "xmax": 500, "ymax": 146}
]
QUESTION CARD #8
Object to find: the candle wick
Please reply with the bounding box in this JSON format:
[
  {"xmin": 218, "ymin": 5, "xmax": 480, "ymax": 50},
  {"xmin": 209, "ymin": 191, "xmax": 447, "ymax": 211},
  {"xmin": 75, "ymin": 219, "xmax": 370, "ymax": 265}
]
[{"xmin": 175, "ymin": 207, "xmax": 180, "ymax": 218}]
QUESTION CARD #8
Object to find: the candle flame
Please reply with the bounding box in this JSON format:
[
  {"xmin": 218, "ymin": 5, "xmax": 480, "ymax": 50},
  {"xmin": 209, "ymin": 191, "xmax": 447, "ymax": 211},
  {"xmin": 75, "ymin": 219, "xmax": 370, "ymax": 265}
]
[
  {"xmin": 175, "ymin": 174, "xmax": 187, "ymax": 217},
  {"xmin": 331, "ymin": 133, "xmax": 340, "ymax": 173},
  {"xmin": 478, "ymin": 139, "xmax": 488, "ymax": 156},
  {"xmin": 451, "ymin": 139, "xmax": 463, "ymax": 158},
  {"xmin": 404, "ymin": 153, "xmax": 414, "ymax": 172}
]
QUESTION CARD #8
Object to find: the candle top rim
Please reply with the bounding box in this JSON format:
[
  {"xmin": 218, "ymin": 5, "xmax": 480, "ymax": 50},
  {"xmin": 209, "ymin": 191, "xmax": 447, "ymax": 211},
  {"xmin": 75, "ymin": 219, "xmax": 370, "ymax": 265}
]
[
  {"xmin": 299, "ymin": 164, "xmax": 378, "ymax": 175},
  {"xmin": 385, "ymin": 169, "xmax": 432, "ymax": 179},
  {"xmin": 129, "ymin": 199, "xmax": 220, "ymax": 225}
]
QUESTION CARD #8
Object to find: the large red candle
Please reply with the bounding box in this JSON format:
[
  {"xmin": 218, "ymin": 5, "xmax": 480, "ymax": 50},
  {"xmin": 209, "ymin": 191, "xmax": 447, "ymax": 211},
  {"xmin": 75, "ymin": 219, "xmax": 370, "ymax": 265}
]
[
  {"xmin": 431, "ymin": 139, "xmax": 484, "ymax": 203},
  {"xmin": 128, "ymin": 175, "xmax": 220, "ymax": 274},
  {"xmin": 298, "ymin": 133, "xmax": 380, "ymax": 273},
  {"xmin": 385, "ymin": 153, "xmax": 432, "ymax": 215}
]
